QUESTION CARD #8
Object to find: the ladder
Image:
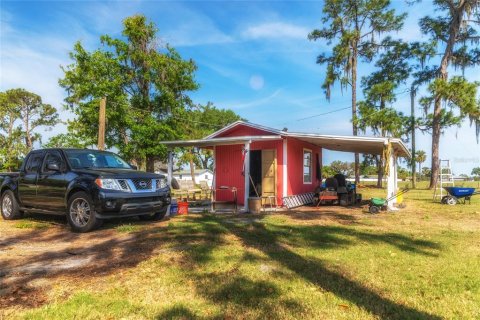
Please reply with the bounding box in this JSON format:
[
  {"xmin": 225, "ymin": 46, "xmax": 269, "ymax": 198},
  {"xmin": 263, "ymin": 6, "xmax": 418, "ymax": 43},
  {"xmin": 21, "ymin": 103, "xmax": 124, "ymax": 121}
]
[{"xmin": 433, "ymin": 159, "xmax": 454, "ymax": 202}]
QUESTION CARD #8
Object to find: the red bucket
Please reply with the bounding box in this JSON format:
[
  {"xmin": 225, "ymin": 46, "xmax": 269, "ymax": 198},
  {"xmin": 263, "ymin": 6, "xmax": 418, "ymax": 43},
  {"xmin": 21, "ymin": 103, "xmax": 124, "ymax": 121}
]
[{"xmin": 177, "ymin": 202, "xmax": 189, "ymax": 215}]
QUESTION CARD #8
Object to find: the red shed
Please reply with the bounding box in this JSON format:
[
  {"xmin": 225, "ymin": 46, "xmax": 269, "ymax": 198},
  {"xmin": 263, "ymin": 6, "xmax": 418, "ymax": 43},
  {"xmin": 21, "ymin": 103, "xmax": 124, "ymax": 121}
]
[{"xmin": 162, "ymin": 121, "xmax": 410, "ymax": 211}]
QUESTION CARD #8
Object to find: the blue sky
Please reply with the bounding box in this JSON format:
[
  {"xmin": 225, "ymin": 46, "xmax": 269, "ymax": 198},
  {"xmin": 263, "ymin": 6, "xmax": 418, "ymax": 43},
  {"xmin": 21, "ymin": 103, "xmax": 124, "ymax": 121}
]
[{"xmin": 1, "ymin": 0, "xmax": 479, "ymax": 175}]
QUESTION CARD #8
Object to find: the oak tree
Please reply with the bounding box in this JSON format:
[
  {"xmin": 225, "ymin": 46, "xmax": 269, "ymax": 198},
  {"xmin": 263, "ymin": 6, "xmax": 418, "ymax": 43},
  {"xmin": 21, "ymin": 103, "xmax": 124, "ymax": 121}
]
[
  {"xmin": 419, "ymin": 0, "xmax": 480, "ymax": 188},
  {"xmin": 60, "ymin": 15, "xmax": 198, "ymax": 172},
  {"xmin": 0, "ymin": 89, "xmax": 58, "ymax": 170}
]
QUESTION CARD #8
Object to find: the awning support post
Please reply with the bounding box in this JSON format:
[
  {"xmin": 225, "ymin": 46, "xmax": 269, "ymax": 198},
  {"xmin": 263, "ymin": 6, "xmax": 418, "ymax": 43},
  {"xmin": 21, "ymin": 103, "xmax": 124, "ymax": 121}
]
[
  {"xmin": 282, "ymin": 138, "xmax": 288, "ymax": 199},
  {"xmin": 244, "ymin": 141, "xmax": 251, "ymax": 212},
  {"xmin": 167, "ymin": 149, "xmax": 173, "ymax": 187},
  {"xmin": 211, "ymin": 146, "xmax": 216, "ymax": 213},
  {"xmin": 387, "ymin": 150, "xmax": 398, "ymax": 208}
]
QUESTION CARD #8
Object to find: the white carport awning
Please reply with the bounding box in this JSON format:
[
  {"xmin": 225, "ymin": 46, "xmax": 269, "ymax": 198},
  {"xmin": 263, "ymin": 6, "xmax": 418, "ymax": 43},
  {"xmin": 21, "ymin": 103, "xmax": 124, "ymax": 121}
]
[
  {"xmin": 285, "ymin": 133, "xmax": 411, "ymax": 158},
  {"xmin": 160, "ymin": 135, "xmax": 282, "ymax": 147},
  {"xmin": 160, "ymin": 133, "xmax": 410, "ymax": 158}
]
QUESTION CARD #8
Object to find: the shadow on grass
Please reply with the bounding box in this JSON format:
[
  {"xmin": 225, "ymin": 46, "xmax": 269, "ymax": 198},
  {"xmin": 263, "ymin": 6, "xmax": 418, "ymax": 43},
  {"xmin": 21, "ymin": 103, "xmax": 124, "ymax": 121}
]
[
  {"xmin": 210, "ymin": 216, "xmax": 441, "ymax": 320},
  {"xmin": 0, "ymin": 214, "xmax": 227, "ymax": 309},
  {"xmin": 167, "ymin": 213, "xmax": 441, "ymax": 319},
  {"xmin": 155, "ymin": 304, "xmax": 198, "ymax": 320},
  {"xmin": 2, "ymin": 212, "xmax": 442, "ymax": 319}
]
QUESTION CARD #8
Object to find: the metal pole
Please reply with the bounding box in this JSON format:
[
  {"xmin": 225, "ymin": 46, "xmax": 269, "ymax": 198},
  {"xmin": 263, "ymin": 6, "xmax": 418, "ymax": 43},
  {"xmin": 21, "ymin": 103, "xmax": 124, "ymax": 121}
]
[
  {"xmin": 167, "ymin": 150, "xmax": 173, "ymax": 186},
  {"xmin": 244, "ymin": 142, "xmax": 251, "ymax": 212},
  {"xmin": 282, "ymin": 138, "xmax": 288, "ymax": 199},
  {"xmin": 211, "ymin": 146, "xmax": 216, "ymax": 213}
]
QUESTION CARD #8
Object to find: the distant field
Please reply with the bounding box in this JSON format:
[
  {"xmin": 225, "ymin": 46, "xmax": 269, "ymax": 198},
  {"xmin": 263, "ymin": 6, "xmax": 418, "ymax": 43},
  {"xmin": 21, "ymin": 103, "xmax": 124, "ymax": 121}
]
[{"xmin": 1, "ymin": 183, "xmax": 479, "ymax": 319}]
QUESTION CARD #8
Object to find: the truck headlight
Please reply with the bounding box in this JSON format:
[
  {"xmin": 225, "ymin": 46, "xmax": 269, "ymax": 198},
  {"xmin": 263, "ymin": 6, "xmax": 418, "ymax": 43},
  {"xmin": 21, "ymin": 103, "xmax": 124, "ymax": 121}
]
[
  {"xmin": 95, "ymin": 178, "xmax": 122, "ymax": 190},
  {"xmin": 156, "ymin": 178, "xmax": 168, "ymax": 190}
]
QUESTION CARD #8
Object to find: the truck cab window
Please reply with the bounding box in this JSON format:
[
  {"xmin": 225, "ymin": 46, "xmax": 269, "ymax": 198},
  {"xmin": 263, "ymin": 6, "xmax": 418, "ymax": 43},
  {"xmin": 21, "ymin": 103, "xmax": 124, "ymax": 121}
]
[
  {"xmin": 25, "ymin": 153, "xmax": 45, "ymax": 173},
  {"xmin": 43, "ymin": 151, "xmax": 65, "ymax": 172}
]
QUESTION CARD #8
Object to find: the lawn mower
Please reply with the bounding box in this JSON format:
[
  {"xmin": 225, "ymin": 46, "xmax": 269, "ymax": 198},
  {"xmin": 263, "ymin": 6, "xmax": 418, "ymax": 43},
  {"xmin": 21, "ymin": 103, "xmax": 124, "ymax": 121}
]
[
  {"xmin": 368, "ymin": 188, "xmax": 410, "ymax": 214},
  {"xmin": 441, "ymin": 187, "xmax": 479, "ymax": 205}
]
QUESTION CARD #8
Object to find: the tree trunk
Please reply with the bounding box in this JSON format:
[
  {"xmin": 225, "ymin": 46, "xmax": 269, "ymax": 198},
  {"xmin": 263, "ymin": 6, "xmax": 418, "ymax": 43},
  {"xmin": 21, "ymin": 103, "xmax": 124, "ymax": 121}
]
[
  {"xmin": 376, "ymin": 156, "xmax": 383, "ymax": 188},
  {"xmin": 200, "ymin": 152, "xmax": 209, "ymax": 170},
  {"xmin": 352, "ymin": 46, "xmax": 360, "ymax": 184},
  {"xmin": 430, "ymin": 103, "xmax": 441, "ymax": 188},
  {"xmin": 377, "ymin": 99, "xmax": 386, "ymax": 188},
  {"xmin": 146, "ymin": 156, "xmax": 155, "ymax": 173},
  {"xmin": 189, "ymin": 157, "xmax": 196, "ymax": 185},
  {"xmin": 429, "ymin": 2, "xmax": 464, "ymax": 189},
  {"xmin": 411, "ymin": 88, "xmax": 416, "ymax": 189},
  {"xmin": 8, "ymin": 111, "xmax": 14, "ymax": 137},
  {"xmin": 23, "ymin": 112, "xmax": 32, "ymax": 149}
]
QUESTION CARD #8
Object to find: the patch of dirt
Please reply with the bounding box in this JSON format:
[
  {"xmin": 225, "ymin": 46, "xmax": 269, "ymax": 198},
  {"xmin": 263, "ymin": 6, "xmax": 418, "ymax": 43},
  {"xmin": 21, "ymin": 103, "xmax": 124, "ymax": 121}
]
[
  {"xmin": 280, "ymin": 205, "xmax": 367, "ymax": 225},
  {"xmin": 0, "ymin": 214, "xmax": 172, "ymax": 310}
]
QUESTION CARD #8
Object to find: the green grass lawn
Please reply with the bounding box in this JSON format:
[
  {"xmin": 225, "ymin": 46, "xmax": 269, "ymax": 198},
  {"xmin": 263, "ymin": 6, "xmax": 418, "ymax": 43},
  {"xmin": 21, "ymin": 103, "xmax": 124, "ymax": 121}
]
[{"xmin": 7, "ymin": 182, "xmax": 480, "ymax": 319}]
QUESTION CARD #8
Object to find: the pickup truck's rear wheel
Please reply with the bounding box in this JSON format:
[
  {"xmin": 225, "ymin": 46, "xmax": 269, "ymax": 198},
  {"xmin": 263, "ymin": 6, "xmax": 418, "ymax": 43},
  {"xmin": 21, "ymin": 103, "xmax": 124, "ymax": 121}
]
[
  {"xmin": 67, "ymin": 192, "xmax": 102, "ymax": 232},
  {"xmin": 1, "ymin": 190, "xmax": 22, "ymax": 220},
  {"xmin": 139, "ymin": 207, "xmax": 169, "ymax": 221}
]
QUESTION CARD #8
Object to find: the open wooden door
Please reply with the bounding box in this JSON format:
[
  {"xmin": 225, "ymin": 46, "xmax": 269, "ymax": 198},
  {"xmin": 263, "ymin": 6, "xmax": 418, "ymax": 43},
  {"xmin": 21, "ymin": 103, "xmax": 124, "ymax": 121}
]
[{"xmin": 261, "ymin": 149, "xmax": 276, "ymax": 204}]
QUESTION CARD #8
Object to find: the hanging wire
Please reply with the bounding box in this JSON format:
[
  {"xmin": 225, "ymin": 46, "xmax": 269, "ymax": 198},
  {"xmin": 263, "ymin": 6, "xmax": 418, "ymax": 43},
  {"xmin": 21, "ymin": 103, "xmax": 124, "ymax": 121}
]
[
  {"xmin": 293, "ymin": 87, "xmax": 413, "ymax": 122},
  {"xmin": 296, "ymin": 106, "xmax": 351, "ymax": 121}
]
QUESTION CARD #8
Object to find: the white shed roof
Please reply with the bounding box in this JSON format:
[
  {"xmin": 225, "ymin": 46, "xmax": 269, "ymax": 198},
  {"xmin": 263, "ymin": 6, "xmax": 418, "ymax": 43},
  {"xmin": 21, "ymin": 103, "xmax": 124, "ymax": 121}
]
[
  {"xmin": 286, "ymin": 132, "xmax": 410, "ymax": 158},
  {"xmin": 160, "ymin": 121, "xmax": 411, "ymax": 158},
  {"xmin": 160, "ymin": 135, "xmax": 282, "ymax": 147}
]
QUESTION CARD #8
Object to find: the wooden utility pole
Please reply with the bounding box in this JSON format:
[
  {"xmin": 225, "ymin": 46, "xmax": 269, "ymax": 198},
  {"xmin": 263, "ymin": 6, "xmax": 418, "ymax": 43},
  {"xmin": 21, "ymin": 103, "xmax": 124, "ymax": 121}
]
[
  {"xmin": 410, "ymin": 88, "xmax": 416, "ymax": 189},
  {"xmin": 98, "ymin": 97, "xmax": 106, "ymax": 151}
]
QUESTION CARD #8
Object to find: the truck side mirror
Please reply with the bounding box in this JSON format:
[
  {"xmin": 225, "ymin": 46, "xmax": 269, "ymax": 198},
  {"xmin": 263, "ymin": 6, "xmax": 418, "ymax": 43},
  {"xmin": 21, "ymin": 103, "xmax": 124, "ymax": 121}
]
[
  {"xmin": 47, "ymin": 163, "xmax": 60, "ymax": 171},
  {"xmin": 130, "ymin": 164, "xmax": 138, "ymax": 170},
  {"xmin": 171, "ymin": 177, "xmax": 180, "ymax": 190}
]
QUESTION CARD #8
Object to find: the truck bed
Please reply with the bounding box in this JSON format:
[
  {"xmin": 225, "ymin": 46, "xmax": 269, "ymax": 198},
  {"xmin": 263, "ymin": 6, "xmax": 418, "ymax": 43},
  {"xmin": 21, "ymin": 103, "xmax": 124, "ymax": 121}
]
[
  {"xmin": 0, "ymin": 172, "xmax": 20, "ymax": 177},
  {"xmin": 0, "ymin": 172, "xmax": 19, "ymax": 184}
]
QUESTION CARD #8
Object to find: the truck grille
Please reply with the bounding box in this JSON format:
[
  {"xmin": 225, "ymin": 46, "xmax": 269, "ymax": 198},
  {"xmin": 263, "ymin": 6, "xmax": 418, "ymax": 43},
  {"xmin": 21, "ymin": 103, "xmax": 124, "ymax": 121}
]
[
  {"xmin": 113, "ymin": 178, "xmax": 158, "ymax": 192},
  {"xmin": 132, "ymin": 178, "xmax": 152, "ymax": 190},
  {"xmin": 117, "ymin": 179, "xmax": 130, "ymax": 191}
]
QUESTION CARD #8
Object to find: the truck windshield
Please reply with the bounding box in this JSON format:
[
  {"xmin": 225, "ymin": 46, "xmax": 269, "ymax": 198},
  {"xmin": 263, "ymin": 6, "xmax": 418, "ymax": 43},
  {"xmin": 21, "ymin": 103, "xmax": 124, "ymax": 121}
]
[{"xmin": 65, "ymin": 150, "xmax": 132, "ymax": 169}]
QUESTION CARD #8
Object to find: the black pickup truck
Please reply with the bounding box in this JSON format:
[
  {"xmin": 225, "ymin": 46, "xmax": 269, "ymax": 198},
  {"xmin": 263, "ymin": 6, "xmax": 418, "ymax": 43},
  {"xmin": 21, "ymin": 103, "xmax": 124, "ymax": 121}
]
[{"xmin": 0, "ymin": 148, "xmax": 172, "ymax": 232}]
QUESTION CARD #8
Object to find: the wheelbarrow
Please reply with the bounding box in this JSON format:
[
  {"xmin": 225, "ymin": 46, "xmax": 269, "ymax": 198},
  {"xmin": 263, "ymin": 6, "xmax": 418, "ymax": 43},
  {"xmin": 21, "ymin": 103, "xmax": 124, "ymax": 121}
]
[
  {"xmin": 368, "ymin": 188, "xmax": 409, "ymax": 214},
  {"xmin": 442, "ymin": 187, "xmax": 478, "ymax": 205}
]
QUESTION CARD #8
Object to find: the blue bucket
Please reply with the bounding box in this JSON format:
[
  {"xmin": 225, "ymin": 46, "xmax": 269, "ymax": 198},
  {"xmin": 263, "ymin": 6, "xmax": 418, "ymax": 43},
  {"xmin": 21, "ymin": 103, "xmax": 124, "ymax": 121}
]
[{"xmin": 170, "ymin": 200, "xmax": 178, "ymax": 216}]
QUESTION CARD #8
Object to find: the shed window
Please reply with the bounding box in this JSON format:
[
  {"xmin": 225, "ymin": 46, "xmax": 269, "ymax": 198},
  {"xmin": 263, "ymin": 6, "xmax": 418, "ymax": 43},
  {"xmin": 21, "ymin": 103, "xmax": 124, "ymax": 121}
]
[{"xmin": 303, "ymin": 149, "xmax": 312, "ymax": 184}]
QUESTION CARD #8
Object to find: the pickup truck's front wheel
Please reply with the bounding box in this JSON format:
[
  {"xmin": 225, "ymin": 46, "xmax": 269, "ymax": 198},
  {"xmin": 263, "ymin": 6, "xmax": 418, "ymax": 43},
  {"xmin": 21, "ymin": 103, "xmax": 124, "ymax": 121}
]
[
  {"xmin": 1, "ymin": 190, "xmax": 22, "ymax": 220},
  {"xmin": 67, "ymin": 192, "xmax": 102, "ymax": 232}
]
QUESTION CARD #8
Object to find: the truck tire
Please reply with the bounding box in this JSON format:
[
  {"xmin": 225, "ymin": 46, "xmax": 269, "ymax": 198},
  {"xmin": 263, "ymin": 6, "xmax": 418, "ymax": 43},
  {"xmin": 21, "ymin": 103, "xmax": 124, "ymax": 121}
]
[
  {"xmin": 67, "ymin": 191, "xmax": 102, "ymax": 232},
  {"xmin": 1, "ymin": 190, "xmax": 23, "ymax": 220},
  {"xmin": 139, "ymin": 206, "xmax": 169, "ymax": 221}
]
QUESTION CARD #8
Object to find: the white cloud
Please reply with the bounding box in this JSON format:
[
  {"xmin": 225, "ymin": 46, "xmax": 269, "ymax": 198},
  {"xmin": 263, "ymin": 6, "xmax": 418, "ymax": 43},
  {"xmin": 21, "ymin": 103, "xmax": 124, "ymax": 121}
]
[
  {"xmin": 242, "ymin": 22, "xmax": 310, "ymax": 40},
  {"xmin": 155, "ymin": 3, "xmax": 234, "ymax": 47},
  {"xmin": 164, "ymin": 27, "xmax": 233, "ymax": 47},
  {"xmin": 223, "ymin": 89, "xmax": 283, "ymax": 109},
  {"xmin": 0, "ymin": 12, "xmax": 85, "ymax": 143}
]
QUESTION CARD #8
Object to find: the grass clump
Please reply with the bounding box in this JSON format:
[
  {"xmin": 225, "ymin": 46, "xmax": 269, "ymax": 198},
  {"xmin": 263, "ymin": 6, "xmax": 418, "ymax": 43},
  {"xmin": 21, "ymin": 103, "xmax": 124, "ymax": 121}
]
[
  {"xmin": 14, "ymin": 220, "xmax": 50, "ymax": 230},
  {"xmin": 114, "ymin": 223, "xmax": 142, "ymax": 233}
]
